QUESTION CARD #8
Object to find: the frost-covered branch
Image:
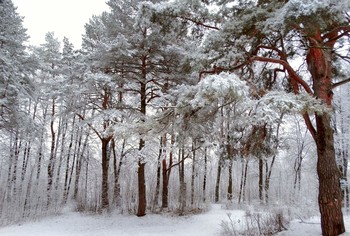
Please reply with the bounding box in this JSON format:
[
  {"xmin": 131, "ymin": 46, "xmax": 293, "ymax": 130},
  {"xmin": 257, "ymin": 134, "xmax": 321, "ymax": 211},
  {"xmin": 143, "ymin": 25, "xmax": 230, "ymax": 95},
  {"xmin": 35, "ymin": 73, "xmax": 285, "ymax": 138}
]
[
  {"xmin": 322, "ymin": 26, "xmax": 350, "ymax": 42},
  {"xmin": 76, "ymin": 113, "xmax": 103, "ymax": 141},
  {"xmin": 173, "ymin": 15, "xmax": 220, "ymax": 31},
  {"xmin": 199, "ymin": 62, "xmax": 247, "ymax": 80},
  {"xmin": 250, "ymin": 56, "xmax": 313, "ymax": 95}
]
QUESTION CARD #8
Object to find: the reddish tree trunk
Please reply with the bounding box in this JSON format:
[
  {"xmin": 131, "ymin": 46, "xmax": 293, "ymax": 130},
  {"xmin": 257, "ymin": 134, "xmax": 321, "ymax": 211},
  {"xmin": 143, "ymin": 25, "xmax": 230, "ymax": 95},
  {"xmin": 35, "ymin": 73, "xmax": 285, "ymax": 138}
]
[
  {"xmin": 306, "ymin": 33, "xmax": 345, "ymax": 235},
  {"xmin": 251, "ymin": 23, "xmax": 347, "ymax": 236}
]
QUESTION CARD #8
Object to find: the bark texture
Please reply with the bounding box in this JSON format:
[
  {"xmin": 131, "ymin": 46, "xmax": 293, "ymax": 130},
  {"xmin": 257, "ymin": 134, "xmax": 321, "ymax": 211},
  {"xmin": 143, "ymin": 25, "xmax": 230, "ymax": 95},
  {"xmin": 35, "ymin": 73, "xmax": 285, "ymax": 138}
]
[{"xmin": 307, "ymin": 32, "xmax": 345, "ymax": 235}]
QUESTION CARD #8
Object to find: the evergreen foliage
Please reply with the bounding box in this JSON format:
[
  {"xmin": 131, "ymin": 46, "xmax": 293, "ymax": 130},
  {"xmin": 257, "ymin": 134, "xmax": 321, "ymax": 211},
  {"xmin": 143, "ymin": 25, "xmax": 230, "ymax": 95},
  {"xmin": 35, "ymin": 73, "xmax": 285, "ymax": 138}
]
[{"xmin": 1, "ymin": 1, "xmax": 349, "ymax": 235}]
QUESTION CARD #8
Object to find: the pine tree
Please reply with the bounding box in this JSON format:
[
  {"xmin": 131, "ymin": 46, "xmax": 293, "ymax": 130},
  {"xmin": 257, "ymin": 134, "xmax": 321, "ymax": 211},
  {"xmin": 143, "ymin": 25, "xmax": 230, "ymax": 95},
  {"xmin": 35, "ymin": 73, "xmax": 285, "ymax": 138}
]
[
  {"xmin": 82, "ymin": 0, "xmax": 189, "ymax": 215},
  {"xmin": 0, "ymin": 0, "xmax": 33, "ymax": 130}
]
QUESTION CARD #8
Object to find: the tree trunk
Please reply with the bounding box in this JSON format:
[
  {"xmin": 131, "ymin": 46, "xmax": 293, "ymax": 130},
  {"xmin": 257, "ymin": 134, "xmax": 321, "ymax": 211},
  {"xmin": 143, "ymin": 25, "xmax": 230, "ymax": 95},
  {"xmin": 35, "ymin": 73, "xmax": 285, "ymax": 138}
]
[
  {"xmin": 161, "ymin": 134, "xmax": 174, "ymax": 209},
  {"xmin": 137, "ymin": 54, "xmax": 147, "ymax": 216},
  {"xmin": 55, "ymin": 118, "xmax": 67, "ymax": 198},
  {"xmin": 161, "ymin": 135, "xmax": 168, "ymax": 209},
  {"xmin": 227, "ymin": 159, "xmax": 233, "ymax": 201},
  {"xmin": 162, "ymin": 158, "xmax": 168, "ymax": 209},
  {"xmin": 73, "ymin": 134, "xmax": 88, "ymax": 201},
  {"xmin": 12, "ymin": 133, "xmax": 21, "ymax": 200},
  {"xmin": 203, "ymin": 148, "xmax": 207, "ymax": 202},
  {"xmin": 63, "ymin": 115, "xmax": 75, "ymax": 203},
  {"xmin": 20, "ymin": 140, "xmax": 30, "ymax": 196},
  {"xmin": 153, "ymin": 137, "xmax": 162, "ymax": 210},
  {"xmin": 215, "ymin": 157, "xmax": 222, "ymax": 203},
  {"xmin": 242, "ymin": 160, "xmax": 248, "ymax": 202},
  {"xmin": 316, "ymin": 113, "xmax": 345, "ymax": 236},
  {"xmin": 66, "ymin": 125, "xmax": 82, "ymax": 204},
  {"xmin": 47, "ymin": 99, "xmax": 56, "ymax": 207},
  {"xmin": 137, "ymin": 161, "xmax": 146, "ymax": 216},
  {"xmin": 306, "ymin": 35, "xmax": 345, "ymax": 235},
  {"xmin": 112, "ymin": 138, "xmax": 124, "ymax": 206},
  {"xmin": 258, "ymin": 158, "xmax": 264, "ymax": 203},
  {"xmin": 137, "ymin": 138, "xmax": 146, "ymax": 216},
  {"xmin": 191, "ymin": 141, "xmax": 196, "ymax": 206},
  {"xmin": 265, "ymin": 156, "xmax": 275, "ymax": 204},
  {"xmin": 101, "ymin": 138, "xmax": 110, "ymax": 211},
  {"xmin": 179, "ymin": 147, "xmax": 186, "ymax": 215},
  {"xmin": 73, "ymin": 130, "xmax": 83, "ymax": 201}
]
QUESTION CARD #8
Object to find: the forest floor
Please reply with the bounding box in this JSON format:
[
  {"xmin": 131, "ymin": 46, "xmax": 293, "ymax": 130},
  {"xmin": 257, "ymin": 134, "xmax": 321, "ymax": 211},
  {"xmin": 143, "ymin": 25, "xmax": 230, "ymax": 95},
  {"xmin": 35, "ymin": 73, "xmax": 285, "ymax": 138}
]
[{"xmin": 0, "ymin": 204, "xmax": 349, "ymax": 235}]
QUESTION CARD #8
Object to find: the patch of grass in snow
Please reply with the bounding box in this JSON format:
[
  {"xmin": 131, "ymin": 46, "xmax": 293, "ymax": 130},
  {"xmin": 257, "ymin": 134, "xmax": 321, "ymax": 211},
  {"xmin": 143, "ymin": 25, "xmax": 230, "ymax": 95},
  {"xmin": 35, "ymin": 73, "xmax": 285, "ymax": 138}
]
[{"xmin": 220, "ymin": 208, "xmax": 288, "ymax": 236}]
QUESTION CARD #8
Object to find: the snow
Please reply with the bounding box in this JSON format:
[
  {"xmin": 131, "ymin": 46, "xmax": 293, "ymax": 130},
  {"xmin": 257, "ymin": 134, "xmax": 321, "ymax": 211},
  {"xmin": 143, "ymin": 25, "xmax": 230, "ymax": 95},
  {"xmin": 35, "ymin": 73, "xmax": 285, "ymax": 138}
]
[
  {"xmin": 0, "ymin": 205, "xmax": 349, "ymax": 236},
  {"xmin": 0, "ymin": 204, "xmax": 242, "ymax": 236},
  {"xmin": 279, "ymin": 216, "xmax": 350, "ymax": 236}
]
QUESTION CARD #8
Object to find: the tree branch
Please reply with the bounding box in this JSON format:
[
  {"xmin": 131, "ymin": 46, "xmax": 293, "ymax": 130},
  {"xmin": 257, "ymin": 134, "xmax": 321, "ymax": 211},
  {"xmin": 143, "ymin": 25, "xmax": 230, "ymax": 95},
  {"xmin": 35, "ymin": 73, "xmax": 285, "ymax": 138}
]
[
  {"xmin": 76, "ymin": 113, "xmax": 103, "ymax": 140},
  {"xmin": 166, "ymin": 153, "xmax": 191, "ymax": 171},
  {"xmin": 199, "ymin": 62, "xmax": 247, "ymax": 80},
  {"xmin": 254, "ymin": 45, "xmax": 287, "ymax": 60},
  {"xmin": 302, "ymin": 113, "xmax": 316, "ymax": 141},
  {"xmin": 322, "ymin": 26, "xmax": 350, "ymax": 42},
  {"xmin": 250, "ymin": 56, "xmax": 314, "ymax": 95},
  {"xmin": 332, "ymin": 77, "xmax": 350, "ymax": 89},
  {"xmin": 175, "ymin": 15, "xmax": 220, "ymax": 31},
  {"xmin": 251, "ymin": 56, "xmax": 318, "ymax": 137}
]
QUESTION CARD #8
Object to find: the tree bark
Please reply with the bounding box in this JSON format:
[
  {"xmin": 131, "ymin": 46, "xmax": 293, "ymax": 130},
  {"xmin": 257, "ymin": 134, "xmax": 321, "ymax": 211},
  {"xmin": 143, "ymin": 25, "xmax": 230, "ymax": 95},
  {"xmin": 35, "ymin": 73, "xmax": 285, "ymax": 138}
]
[
  {"xmin": 161, "ymin": 135, "xmax": 168, "ymax": 209},
  {"xmin": 315, "ymin": 113, "xmax": 345, "ymax": 236},
  {"xmin": 137, "ymin": 138, "xmax": 146, "ymax": 216},
  {"xmin": 112, "ymin": 138, "xmax": 123, "ymax": 206},
  {"xmin": 153, "ymin": 137, "xmax": 162, "ymax": 209},
  {"xmin": 161, "ymin": 158, "xmax": 168, "ymax": 208},
  {"xmin": 101, "ymin": 138, "xmax": 111, "ymax": 211},
  {"xmin": 215, "ymin": 157, "xmax": 222, "ymax": 203},
  {"xmin": 227, "ymin": 159, "xmax": 233, "ymax": 201},
  {"xmin": 47, "ymin": 99, "xmax": 56, "ymax": 207},
  {"xmin": 63, "ymin": 115, "xmax": 75, "ymax": 204},
  {"xmin": 137, "ymin": 52, "xmax": 147, "ymax": 216},
  {"xmin": 179, "ymin": 147, "xmax": 186, "ymax": 215},
  {"xmin": 306, "ymin": 32, "xmax": 345, "ymax": 235},
  {"xmin": 191, "ymin": 141, "xmax": 196, "ymax": 206},
  {"xmin": 202, "ymin": 148, "xmax": 207, "ymax": 202},
  {"xmin": 251, "ymin": 27, "xmax": 346, "ymax": 234},
  {"xmin": 137, "ymin": 161, "xmax": 146, "ymax": 216}
]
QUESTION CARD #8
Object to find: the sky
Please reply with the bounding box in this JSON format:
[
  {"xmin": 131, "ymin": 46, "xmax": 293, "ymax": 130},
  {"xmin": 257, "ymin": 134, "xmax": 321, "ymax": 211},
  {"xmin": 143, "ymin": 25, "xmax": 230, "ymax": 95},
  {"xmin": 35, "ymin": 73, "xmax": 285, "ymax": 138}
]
[{"xmin": 12, "ymin": 0, "xmax": 110, "ymax": 48}]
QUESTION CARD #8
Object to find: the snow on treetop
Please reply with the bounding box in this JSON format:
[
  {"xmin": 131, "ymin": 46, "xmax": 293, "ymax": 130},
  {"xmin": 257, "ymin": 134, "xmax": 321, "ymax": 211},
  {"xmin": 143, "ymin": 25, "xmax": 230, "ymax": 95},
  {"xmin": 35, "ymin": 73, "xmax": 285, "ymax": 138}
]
[{"xmin": 189, "ymin": 72, "xmax": 249, "ymax": 109}]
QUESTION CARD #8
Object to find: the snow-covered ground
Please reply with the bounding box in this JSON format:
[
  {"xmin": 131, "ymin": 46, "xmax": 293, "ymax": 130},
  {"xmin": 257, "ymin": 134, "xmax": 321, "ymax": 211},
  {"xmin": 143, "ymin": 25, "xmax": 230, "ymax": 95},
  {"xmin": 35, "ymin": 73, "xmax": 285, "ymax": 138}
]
[{"xmin": 0, "ymin": 205, "xmax": 349, "ymax": 236}]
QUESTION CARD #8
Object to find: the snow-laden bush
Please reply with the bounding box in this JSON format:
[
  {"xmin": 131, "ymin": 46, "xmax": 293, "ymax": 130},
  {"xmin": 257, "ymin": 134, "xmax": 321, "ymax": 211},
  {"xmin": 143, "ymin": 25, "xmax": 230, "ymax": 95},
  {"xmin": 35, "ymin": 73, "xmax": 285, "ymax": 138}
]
[{"xmin": 220, "ymin": 209, "xmax": 288, "ymax": 236}]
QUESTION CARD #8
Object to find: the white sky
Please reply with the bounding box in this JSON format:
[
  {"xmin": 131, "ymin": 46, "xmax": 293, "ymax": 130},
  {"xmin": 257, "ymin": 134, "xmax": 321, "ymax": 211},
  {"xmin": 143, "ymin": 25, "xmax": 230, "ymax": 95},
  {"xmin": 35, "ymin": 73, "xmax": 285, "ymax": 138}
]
[{"xmin": 12, "ymin": 0, "xmax": 110, "ymax": 48}]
